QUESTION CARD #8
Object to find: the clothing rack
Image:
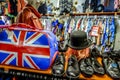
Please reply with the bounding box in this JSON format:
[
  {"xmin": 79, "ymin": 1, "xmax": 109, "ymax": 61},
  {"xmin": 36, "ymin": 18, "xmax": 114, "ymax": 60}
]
[{"xmin": 43, "ymin": 12, "xmax": 120, "ymax": 16}]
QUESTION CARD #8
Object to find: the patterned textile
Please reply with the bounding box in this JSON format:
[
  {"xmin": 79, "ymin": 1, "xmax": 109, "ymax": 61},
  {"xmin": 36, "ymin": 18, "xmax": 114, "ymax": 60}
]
[{"xmin": 0, "ymin": 24, "xmax": 58, "ymax": 70}]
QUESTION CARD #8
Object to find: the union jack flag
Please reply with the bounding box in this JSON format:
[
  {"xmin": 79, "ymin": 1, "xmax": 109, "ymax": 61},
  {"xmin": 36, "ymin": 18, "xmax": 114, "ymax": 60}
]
[{"xmin": 0, "ymin": 29, "xmax": 54, "ymax": 70}]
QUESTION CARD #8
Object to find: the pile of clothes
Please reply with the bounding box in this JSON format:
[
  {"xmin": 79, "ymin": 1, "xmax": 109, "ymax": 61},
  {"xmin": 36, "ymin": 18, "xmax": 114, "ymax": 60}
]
[{"xmin": 102, "ymin": 50, "xmax": 120, "ymax": 79}]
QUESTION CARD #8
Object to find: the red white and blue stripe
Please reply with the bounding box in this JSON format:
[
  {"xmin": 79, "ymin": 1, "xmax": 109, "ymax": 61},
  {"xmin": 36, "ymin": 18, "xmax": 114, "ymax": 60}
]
[{"xmin": 0, "ymin": 29, "xmax": 58, "ymax": 70}]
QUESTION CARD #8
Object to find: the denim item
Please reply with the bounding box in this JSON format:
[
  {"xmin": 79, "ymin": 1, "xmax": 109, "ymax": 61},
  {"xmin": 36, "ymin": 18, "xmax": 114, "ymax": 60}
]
[
  {"xmin": 58, "ymin": 23, "xmax": 63, "ymax": 29},
  {"xmin": 109, "ymin": 18, "xmax": 115, "ymax": 43},
  {"xmin": 105, "ymin": 19, "xmax": 110, "ymax": 45},
  {"xmin": 104, "ymin": 0, "xmax": 115, "ymax": 12},
  {"xmin": 87, "ymin": 18, "xmax": 93, "ymax": 36},
  {"xmin": 100, "ymin": 19, "xmax": 106, "ymax": 45},
  {"xmin": 52, "ymin": 20, "xmax": 59, "ymax": 27},
  {"xmin": 102, "ymin": 19, "xmax": 109, "ymax": 46},
  {"xmin": 114, "ymin": 0, "xmax": 119, "ymax": 10}
]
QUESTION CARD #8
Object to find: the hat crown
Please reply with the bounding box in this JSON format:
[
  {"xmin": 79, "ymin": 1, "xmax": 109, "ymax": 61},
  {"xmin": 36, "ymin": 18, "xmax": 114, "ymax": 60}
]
[
  {"xmin": 71, "ymin": 31, "xmax": 87, "ymax": 41},
  {"xmin": 68, "ymin": 30, "xmax": 92, "ymax": 50}
]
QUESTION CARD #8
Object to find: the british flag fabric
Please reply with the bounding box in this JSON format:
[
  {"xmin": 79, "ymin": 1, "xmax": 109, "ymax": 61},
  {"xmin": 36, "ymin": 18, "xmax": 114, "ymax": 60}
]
[{"xmin": 0, "ymin": 28, "xmax": 58, "ymax": 70}]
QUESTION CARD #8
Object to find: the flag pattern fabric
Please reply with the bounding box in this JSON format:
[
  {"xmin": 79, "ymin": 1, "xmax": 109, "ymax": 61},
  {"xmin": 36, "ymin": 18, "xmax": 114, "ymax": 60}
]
[{"xmin": 0, "ymin": 25, "xmax": 58, "ymax": 70}]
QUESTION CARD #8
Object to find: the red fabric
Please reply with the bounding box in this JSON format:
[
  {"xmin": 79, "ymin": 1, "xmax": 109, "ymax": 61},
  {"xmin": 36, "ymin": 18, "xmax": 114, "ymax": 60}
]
[{"xmin": 8, "ymin": 2, "xmax": 11, "ymax": 13}]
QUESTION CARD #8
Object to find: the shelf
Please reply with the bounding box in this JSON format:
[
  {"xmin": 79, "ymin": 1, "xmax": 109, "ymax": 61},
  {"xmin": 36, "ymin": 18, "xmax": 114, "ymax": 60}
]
[
  {"xmin": 0, "ymin": 58, "xmax": 112, "ymax": 80},
  {"xmin": 88, "ymin": 12, "xmax": 116, "ymax": 15},
  {"xmin": 43, "ymin": 12, "xmax": 120, "ymax": 16},
  {"xmin": 72, "ymin": 12, "xmax": 117, "ymax": 16}
]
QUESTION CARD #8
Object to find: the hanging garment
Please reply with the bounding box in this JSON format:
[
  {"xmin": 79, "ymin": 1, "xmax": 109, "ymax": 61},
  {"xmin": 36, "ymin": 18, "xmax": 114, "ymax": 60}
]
[
  {"xmin": 114, "ymin": 19, "xmax": 120, "ymax": 50},
  {"xmin": 47, "ymin": 3, "xmax": 53, "ymax": 14},
  {"xmin": 82, "ymin": 18, "xmax": 88, "ymax": 32},
  {"xmin": 104, "ymin": 0, "xmax": 110, "ymax": 6},
  {"xmin": 75, "ymin": 18, "xmax": 83, "ymax": 30},
  {"xmin": 101, "ymin": 19, "xmax": 106, "ymax": 46},
  {"xmin": 9, "ymin": 0, "xmax": 18, "ymax": 16},
  {"xmin": 68, "ymin": 18, "xmax": 75, "ymax": 33},
  {"xmin": 45, "ymin": 19, "xmax": 52, "ymax": 31},
  {"xmin": 109, "ymin": 18, "xmax": 115, "ymax": 44},
  {"xmin": 114, "ymin": 0, "xmax": 119, "ymax": 11},
  {"xmin": 91, "ymin": 0, "xmax": 98, "ymax": 12},
  {"xmin": 16, "ymin": 4, "xmax": 43, "ymax": 29},
  {"xmin": 38, "ymin": 2, "xmax": 47, "ymax": 15},
  {"xmin": 100, "ymin": 19, "xmax": 106, "ymax": 45},
  {"xmin": 102, "ymin": 18, "xmax": 109, "ymax": 46},
  {"xmin": 87, "ymin": 18, "xmax": 93, "ymax": 36},
  {"xmin": 83, "ymin": 0, "xmax": 89, "ymax": 12},
  {"xmin": 64, "ymin": 18, "xmax": 71, "ymax": 33},
  {"xmin": 76, "ymin": 0, "xmax": 85, "ymax": 13},
  {"xmin": 80, "ymin": 18, "xmax": 85, "ymax": 31},
  {"xmin": 104, "ymin": 0, "xmax": 115, "ymax": 12},
  {"xmin": 96, "ymin": 20, "xmax": 103, "ymax": 45}
]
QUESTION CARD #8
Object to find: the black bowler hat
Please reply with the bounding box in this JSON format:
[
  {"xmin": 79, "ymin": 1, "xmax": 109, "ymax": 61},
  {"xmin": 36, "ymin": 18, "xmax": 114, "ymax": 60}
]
[
  {"xmin": 95, "ymin": 4, "xmax": 104, "ymax": 12},
  {"xmin": 68, "ymin": 30, "xmax": 92, "ymax": 50}
]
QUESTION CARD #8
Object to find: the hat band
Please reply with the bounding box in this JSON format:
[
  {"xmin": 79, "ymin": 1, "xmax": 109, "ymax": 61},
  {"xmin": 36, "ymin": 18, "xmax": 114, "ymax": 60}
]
[{"xmin": 71, "ymin": 40, "xmax": 89, "ymax": 47}]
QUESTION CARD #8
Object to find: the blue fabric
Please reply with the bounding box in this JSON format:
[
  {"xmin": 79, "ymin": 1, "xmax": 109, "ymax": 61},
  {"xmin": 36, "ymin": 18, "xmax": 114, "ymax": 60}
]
[
  {"xmin": 97, "ymin": 0, "xmax": 101, "ymax": 5},
  {"xmin": 111, "ymin": 63, "xmax": 118, "ymax": 68},
  {"xmin": 47, "ymin": 3, "xmax": 52, "ymax": 14},
  {"xmin": 58, "ymin": 23, "xmax": 63, "ymax": 29},
  {"xmin": 109, "ymin": 18, "xmax": 115, "ymax": 43},
  {"xmin": 51, "ymin": 20, "xmax": 59, "ymax": 27},
  {"xmin": 104, "ymin": 0, "xmax": 115, "ymax": 12},
  {"xmin": 101, "ymin": 20, "xmax": 106, "ymax": 45},
  {"xmin": 87, "ymin": 18, "xmax": 92, "ymax": 36},
  {"xmin": 102, "ymin": 19, "xmax": 109, "ymax": 46},
  {"xmin": 0, "ymin": 20, "xmax": 5, "ymax": 25},
  {"xmin": 66, "ymin": 19, "xmax": 71, "ymax": 33}
]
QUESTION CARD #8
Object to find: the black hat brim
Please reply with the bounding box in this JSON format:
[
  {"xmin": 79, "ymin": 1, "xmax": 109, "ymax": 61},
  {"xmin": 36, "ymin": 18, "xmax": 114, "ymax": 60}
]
[{"xmin": 68, "ymin": 39, "xmax": 93, "ymax": 50}]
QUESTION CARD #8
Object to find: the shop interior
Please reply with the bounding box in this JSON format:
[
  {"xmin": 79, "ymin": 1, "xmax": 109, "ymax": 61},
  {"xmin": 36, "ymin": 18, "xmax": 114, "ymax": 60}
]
[{"xmin": 0, "ymin": 0, "xmax": 120, "ymax": 80}]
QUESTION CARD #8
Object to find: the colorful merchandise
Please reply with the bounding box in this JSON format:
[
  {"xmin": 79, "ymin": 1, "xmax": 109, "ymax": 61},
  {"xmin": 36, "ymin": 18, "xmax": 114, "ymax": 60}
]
[{"xmin": 0, "ymin": 23, "xmax": 58, "ymax": 70}]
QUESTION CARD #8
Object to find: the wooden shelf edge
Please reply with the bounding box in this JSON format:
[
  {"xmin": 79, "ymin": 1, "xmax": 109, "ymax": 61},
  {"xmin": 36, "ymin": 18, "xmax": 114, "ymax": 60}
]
[
  {"xmin": 43, "ymin": 12, "xmax": 120, "ymax": 16},
  {"xmin": 0, "ymin": 65, "xmax": 51, "ymax": 74}
]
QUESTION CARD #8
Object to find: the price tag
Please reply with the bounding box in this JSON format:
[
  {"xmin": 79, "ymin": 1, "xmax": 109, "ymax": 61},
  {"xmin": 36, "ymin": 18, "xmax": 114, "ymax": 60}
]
[{"xmin": 90, "ymin": 26, "xmax": 99, "ymax": 37}]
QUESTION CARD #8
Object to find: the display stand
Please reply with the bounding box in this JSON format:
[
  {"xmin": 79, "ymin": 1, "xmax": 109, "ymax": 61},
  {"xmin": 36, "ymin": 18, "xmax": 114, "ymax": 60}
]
[
  {"xmin": 0, "ymin": 12, "xmax": 119, "ymax": 79},
  {"xmin": 0, "ymin": 57, "xmax": 113, "ymax": 80}
]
